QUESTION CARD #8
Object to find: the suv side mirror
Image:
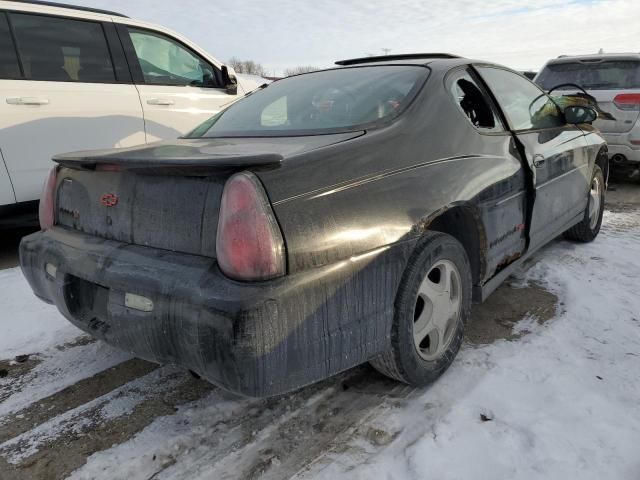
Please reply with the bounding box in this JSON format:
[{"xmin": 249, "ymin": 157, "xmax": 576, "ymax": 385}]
[
  {"xmin": 564, "ymin": 105, "xmax": 597, "ymax": 124},
  {"xmin": 221, "ymin": 65, "xmax": 238, "ymax": 95}
]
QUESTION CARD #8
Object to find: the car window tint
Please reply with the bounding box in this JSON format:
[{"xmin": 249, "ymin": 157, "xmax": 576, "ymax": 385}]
[
  {"xmin": 0, "ymin": 13, "xmax": 21, "ymax": 79},
  {"xmin": 448, "ymin": 69, "xmax": 502, "ymax": 131},
  {"xmin": 477, "ymin": 67, "xmax": 564, "ymax": 131},
  {"xmin": 128, "ymin": 28, "xmax": 218, "ymax": 87},
  {"xmin": 536, "ymin": 61, "xmax": 640, "ymax": 91},
  {"xmin": 188, "ymin": 66, "xmax": 427, "ymax": 137},
  {"xmin": 10, "ymin": 13, "xmax": 115, "ymax": 83}
]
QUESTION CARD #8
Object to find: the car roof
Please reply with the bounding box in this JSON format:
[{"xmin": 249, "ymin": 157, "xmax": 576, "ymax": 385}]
[
  {"xmin": 2, "ymin": 0, "xmax": 127, "ymax": 18},
  {"xmin": 547, "ymin": 53, "xmax": 640, "ymax": 65}
]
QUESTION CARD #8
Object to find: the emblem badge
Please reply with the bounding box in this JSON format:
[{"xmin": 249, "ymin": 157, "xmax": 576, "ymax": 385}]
[{"xmin": 100, "ymin": 193, "xmax": 119, "ymax": 207}]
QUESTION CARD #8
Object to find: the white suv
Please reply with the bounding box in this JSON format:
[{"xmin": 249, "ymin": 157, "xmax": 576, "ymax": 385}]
[
  {"xmin": 0, "ymin": 0, "xmax": 261, "ymax": 213},
  {"xmin": 536, "ymin": 53, "xmax": 640, "ymax": 173}
]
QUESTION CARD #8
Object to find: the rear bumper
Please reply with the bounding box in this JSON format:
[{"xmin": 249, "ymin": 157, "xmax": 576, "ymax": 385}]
[
  {"xmin": 20, "ymin": 228, "xmax": 404, "ymax": 397},
  {"xmin": 602, "ymin": 132, "xmax": 640, "ymax": 163}
]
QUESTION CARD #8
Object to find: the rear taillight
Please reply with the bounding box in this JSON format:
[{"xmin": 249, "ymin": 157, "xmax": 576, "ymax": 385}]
[
  {"xmin": 216, "ymin": 172, "xmax": 285, "ymax": 281},
  {"xmin": 39, "ymin": 166, "xmax": 58, "ymax": 230},
  {"xmin": 613, "ymin": 93, "xmax": 640, "ymax": 110}
]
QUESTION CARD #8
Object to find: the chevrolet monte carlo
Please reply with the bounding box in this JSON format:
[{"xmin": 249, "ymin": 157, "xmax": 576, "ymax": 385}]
[{"xmin": 20, "ymin": 54, "xmax": 608, "ymax": 397}]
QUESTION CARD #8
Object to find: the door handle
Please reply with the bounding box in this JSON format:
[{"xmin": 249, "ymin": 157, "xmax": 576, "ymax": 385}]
[
  {"xmin": 6, "ymin": 97, "xmax": 50, "ymax": 105},
  {"xmin": 533, "ymin": 154, "xmax": 546, "ymax": 168},
  {"xmin": 147, "ymin": 98, "xmax": 174, "ymax": 106}
]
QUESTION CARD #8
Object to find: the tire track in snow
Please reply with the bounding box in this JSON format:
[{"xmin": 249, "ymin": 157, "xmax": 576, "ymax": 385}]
[
  {"xmin": 0, "ymin": 358, "xmax": 156, "ymax": 444},
  {"xmin": 0, "ymin": 367, "xmax": 214, "ymax": 480}
]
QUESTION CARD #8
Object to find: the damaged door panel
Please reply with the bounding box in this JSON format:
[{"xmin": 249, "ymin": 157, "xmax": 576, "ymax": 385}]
[{"xmin": 475, "ymin": 65, "xmax": 593, "ymax": 251}]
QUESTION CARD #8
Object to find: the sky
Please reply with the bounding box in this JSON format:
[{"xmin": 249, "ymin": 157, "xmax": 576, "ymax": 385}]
[{"xmin": 66, "ymin": 0, "xmax": 639, "ymax": 75}]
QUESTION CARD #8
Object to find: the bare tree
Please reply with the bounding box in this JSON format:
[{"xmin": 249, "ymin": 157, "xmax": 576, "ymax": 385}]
[
  {"xmin": 227, "ymin": 57, "xmax": 267, "ymax": 76},
  {"xmin": 283, "ymin": 65, "xmax": 319, "ymax": 77}
]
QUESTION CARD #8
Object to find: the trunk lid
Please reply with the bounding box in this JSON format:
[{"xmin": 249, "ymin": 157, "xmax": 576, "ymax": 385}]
[
  {"xmin": 56, "ymin": 169, "xmax": 223, "ymax": 257},
  {"xmin": 54, "ymin": 133, "xmax": 362, "ymax": 256}
]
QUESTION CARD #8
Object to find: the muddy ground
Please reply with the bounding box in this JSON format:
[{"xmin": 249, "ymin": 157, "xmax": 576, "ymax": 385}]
[{"xmin": 0, "ymin": 177, "xmax": 637, "ymax": 480}]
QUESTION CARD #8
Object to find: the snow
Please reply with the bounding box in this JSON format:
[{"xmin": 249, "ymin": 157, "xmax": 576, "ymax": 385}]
[
  {"xmin": 0, "ymin": 367, "xmax": 184, "ymax": 464},
  {"xmin": 0, "ymin": 267, "xmax": 76, "ymax": 358},
  {"xmin": 236, "ymin": 73, "xmax": 271, "ymax": 93},
  {"xmin": 1, "ymin": 210, "xmax": 639, "ymax": 479},
  {"xmin": 0, "ymin": 267, "xmax": 132, "ymax": 418}
]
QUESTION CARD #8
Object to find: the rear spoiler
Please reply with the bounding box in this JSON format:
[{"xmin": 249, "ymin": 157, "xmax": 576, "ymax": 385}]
[{"xmin": 53, "ymin": 144, "xmax": 283, "ymax": 175}]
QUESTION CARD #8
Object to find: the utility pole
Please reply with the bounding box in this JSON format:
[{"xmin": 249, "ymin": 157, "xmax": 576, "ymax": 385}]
[{"xmin": 381, "ymin": 48, "xmax": 391, "ymax": 55}]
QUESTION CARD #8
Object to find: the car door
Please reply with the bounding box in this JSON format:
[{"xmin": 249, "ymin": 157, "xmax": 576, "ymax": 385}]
[
  {"xmin": 116, "ymin": 24, "xmax": 237, "ymax": 142},
  {"xmin": 0, "ymin": 11, "xmax": 145, "ymax": 204},
  {"xmin": 445, "ymin": 66, "xmax": 528, "ymax": 276},
  {"xmin": 476, "ymin": 66, "xmax": 591, "ymax": 250},
  {"xmin": 0, "ymin": 11, "xmax": 19, "ymax": 206}
]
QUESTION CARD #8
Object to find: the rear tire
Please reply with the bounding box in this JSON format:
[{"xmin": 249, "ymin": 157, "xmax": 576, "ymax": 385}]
[
  {"xmin": 564, "ymin": 165, "xmax": 605, "ymax": 242},
  {"xmin": 370, "ymin": 232, "xmax": 472, "ymax": 386}
]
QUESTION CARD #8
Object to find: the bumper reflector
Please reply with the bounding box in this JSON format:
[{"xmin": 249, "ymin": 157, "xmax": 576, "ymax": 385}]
[
  {"xmin": 45, "ymin": 263, "xmax": 57, "ymax": 279},
  {"xmin": 124, "ymin": 293, "xmax": 154, "ymax": 312}
]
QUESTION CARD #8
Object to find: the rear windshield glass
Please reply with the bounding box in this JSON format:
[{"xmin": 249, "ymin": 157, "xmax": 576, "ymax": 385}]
[
  {"xmin": 536, "ymin": 61, "xmax": 640, "ymax": 91},
  {"xmin": 188, "ymin": 66, "xmax": 428, "ymax": 137}
]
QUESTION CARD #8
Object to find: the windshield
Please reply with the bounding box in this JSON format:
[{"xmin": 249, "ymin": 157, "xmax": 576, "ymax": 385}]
[
  {"xmin": 188, "ymin": 66, "xmax": 428, "ymax": 137},
  {"xmin": 536, "ymin": 60, "xmax": 640, "ymax": 91}
]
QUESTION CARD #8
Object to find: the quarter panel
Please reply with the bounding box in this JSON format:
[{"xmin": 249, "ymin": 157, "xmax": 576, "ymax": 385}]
[
  {"xmin": 269, "ymin": 136, "xmax": 526, "ymax": 283},
  {"xmin": 257, "ymin": 68, "xmax": 528, "ymax": 284}
]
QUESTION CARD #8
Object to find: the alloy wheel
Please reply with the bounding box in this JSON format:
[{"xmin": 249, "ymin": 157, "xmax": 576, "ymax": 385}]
[
  {"xmin": 413, "ymin": 259, "xmax": 462, "ymax": 361},
  {"xmin": 589, "ymin": 175, "xmax": 602, "ymax": 229}
]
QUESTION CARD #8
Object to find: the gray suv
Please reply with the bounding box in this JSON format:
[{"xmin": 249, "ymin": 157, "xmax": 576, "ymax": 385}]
[{"xmin": 536, "ymin": 53, "xmax": 640, "ymax": 173}]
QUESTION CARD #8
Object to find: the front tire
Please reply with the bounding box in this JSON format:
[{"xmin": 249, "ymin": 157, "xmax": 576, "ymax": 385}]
[
  {"xmin": 564, "ymin": 164, "xmax": 605, "ymax": 242},
  {"xmin": 370, "ymin": 232, "xmax": 472, "ymax": 386}
]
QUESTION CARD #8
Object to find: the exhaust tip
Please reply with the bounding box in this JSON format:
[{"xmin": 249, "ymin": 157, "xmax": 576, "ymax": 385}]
[{"xmin": 612, "ymin": 154, "xmax": 626, "ymax": 163}]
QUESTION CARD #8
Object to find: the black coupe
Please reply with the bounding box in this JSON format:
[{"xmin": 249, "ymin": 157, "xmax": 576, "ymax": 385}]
[{"xmin": 21, "ymin": 53, "xmax": 607, "ymax": 397}]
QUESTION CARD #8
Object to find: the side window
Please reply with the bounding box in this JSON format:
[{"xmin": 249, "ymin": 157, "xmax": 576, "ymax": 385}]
[
  {"xmin": 447, "ymin": 69, "xmax": 503, "ymax": 132},
  {"xmin": 127, "ymin": 28, "xmax": 219, "ymax": 88},
  {"xmin": 477, "ymin": 67, "xmax": 564, "ymax": 131},
  {"xmin": 10, "ymin": 13, "xmax": 116, "ymax": 83},
  {"xmin": 0, "ymin": 13, "xmax": 21, "ymax": 79}
]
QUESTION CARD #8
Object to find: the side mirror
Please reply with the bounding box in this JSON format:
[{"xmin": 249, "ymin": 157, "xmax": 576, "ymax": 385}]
[
  {"xmin": 564, "ymin": 105, "xmax": 597, "ymax": 124},
  {"xmin": 221, "ymin": 65, "xmax": 238, "ymax": 95}
]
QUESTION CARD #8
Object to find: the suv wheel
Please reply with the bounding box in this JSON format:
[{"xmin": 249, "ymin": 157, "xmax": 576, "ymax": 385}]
[{"xmin": 370, "ymin": 232, "xmax": 472, "ymax": 386}]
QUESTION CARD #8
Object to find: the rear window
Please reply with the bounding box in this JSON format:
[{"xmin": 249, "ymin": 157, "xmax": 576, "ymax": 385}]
[
  {"xmin": 188, "ymin": 66, "xmax": 428, "ymax": 137},
  {"xmin": 536, "ymin": 60, "xmax": 640, "ymax": 91}
]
